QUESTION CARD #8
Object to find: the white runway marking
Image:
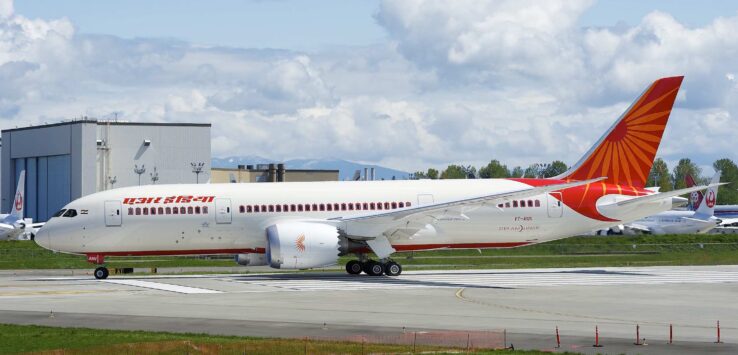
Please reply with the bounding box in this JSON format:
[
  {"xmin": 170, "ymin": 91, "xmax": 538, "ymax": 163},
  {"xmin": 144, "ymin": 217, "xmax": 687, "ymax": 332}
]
[
  {"xmin": 103, "ymin": 279, "xmax": 223, "ymax": 294},
  {"xmin": 228, "ymin": 267, "xmax": 738, "ymax": 292}
]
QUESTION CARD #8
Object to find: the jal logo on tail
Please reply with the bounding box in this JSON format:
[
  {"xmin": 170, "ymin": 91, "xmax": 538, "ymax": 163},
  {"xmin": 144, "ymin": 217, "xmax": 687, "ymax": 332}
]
[
  {"xmin": 295, "ymin": 234, "xmax": 306, "ymax": 252},
  {"xmin": 14, "ymin": 192, "xmax": 22, "ymax": 211},
  {"xmin": 706, "ymin": 190, "xmax": 716, "ymax": 208}
]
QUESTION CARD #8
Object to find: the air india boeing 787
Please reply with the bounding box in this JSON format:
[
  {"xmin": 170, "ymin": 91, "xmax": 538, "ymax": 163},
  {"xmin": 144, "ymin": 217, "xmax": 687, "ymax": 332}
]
[{"xmin": 35, "ymin": 76, "xmax": 716, "ymax": 279}]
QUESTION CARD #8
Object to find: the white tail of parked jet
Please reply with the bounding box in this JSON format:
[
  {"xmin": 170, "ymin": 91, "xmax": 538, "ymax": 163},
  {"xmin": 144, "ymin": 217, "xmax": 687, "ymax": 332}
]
[
  {"xmin": 9, "ymin": 170, "xmax": 25, "ymax": 220},
  {"xmin": 693, "ymin": 171, "xmax": 720, "ymax": 220}
]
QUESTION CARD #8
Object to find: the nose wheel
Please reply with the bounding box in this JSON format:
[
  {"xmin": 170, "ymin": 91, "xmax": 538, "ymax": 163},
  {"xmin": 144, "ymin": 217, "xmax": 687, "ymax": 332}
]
[{"xmin": 94, "ymin": 267, "xmax": 109, "ymax": 280}]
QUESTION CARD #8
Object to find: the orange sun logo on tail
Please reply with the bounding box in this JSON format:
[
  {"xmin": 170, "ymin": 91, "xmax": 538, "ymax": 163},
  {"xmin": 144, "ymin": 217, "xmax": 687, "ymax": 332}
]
[{"xmin": 295, "ymin": 234, "xmax": 306, "ymax": 252}]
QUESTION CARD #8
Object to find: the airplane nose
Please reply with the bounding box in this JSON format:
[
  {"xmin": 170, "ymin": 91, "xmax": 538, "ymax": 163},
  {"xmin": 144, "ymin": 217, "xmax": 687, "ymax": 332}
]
[{"xmin": 35, "ymin": 229, "xmax": 51, "ymax": 250}]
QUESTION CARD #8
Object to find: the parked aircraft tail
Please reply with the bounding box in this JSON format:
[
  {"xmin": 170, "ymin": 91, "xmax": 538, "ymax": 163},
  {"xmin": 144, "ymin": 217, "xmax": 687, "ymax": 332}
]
[
  {"xmin": 9, "ymin": 170, "xmax": 25, "ymax": 220},
  {"xmin": 555, "ymin": 76, "xmax": 684, "ymax": 188},
  {"xmin": 694, "ymin": 171, "xmax": 720, "ymax": 219}
]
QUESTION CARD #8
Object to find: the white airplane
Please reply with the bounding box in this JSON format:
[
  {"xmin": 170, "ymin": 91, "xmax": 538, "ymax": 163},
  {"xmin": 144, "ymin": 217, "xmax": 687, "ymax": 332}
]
[
  {"xmin": 35, "ymin": 76, "xmax": 718, "ymax": 279},
  {"xmin": 0, "ymin": 171, "xmax": 44, "ymax": 240},
  {"xmin": 620, "ymin": 172, "xmax": 722, "ymax": 234}
]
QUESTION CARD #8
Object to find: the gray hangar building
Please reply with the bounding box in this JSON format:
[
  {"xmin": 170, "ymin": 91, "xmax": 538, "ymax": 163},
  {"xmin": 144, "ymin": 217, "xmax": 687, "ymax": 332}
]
[{"xmin": 1, "ymin": 120, "xmax": 211, "ymax": 222}]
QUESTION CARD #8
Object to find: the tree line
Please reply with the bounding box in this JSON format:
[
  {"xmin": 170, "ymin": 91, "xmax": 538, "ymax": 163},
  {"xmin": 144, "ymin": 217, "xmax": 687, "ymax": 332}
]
[{"xmin": 412, "ymin": 158, "xmax": 738, "ymax": 204}]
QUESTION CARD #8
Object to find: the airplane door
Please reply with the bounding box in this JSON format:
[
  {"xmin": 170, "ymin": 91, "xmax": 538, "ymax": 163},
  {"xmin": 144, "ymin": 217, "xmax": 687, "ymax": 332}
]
[
  {"xmin": 104, "ymin": 201, "xmax": 122, "ymax": 226},
  {"xmin": 417, "ymin": 194, "xmax": 434, "ymax": 206},
  {"xmin": 215, "ymin": 198, "xmax": 232, "ymax": 224},
  {"xmin": 547, "ymin": 192, "xmax": 563, "ymax": 218}
]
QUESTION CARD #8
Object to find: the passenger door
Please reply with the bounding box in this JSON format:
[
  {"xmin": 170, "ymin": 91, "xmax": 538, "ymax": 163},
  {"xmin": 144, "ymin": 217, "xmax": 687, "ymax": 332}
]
[
  {"xmin": 215, "ymin": 198, "xmax": 232, "ymax": 224},
  {"xmin": 547, "ymin": 192, "xmax": 563, "ymax": 218},
  {"xmin": 104, "ymin": 200, "xmax": 122, "ymax": 226}
]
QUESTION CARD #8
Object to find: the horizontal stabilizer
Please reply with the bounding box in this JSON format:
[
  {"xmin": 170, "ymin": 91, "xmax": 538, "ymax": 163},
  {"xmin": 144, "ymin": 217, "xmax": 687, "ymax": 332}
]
[{"xmin": 615, "ymin": 182, "xmax": 727, "ymax": 207}]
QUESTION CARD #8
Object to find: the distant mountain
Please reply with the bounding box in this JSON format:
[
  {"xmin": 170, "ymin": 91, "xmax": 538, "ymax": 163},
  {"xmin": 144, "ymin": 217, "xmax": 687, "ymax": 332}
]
[{"xmin": 211, "ymin": 156, "xmax": 411, "ymax": 181}]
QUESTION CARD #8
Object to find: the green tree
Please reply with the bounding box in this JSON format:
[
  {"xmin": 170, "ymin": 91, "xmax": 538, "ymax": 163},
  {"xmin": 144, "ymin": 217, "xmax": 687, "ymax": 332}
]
[
  {"xmin": 427, "ymin": 168, "xmax": 439, "ymax": 180},
  {"xmin": 714, "ymin": 158, "xmax": 738, "ymax": 204},
  {"xmin": 441, "ymin": 165, "xmax": 476, "ymax": 179},
  {"xmin": 672, "ymin": 158, "xmax": 702, "ymax": 190},
  {"xmin": 411, "ymin": 171, "xmax": 426, "ymax": 180},
  {"xmin": 479, "ymin": 160, "xmax": 510, "ymax": 178},
  {"xmin": 510, "ymin": 166, "xmax": 524, "ymax": 178},
  {"xmin": 647, "ymin": 158, "xmax": 673, "ymax": 191},
  {"xmin": 543, "ymin": 160, "xmax": 568, "ymax": 178}
]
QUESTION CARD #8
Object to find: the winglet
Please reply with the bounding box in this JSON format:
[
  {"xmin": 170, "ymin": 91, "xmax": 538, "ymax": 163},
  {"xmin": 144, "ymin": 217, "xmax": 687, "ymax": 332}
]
[{"xmin": 556, "ymin": 76, "xmax": 684, "ymax": 188}]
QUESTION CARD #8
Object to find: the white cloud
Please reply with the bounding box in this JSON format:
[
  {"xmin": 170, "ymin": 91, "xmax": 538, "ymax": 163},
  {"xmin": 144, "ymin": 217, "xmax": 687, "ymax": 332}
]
[{"xmin": 0, "ymin": 0, "xmax": 736, "ymax": 173}]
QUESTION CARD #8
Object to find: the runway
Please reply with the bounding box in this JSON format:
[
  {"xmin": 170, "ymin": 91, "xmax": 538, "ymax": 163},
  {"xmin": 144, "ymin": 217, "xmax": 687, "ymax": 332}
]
[{"xmin": 1, "ymin": 265, "xmax": 737, "ymax": 354}]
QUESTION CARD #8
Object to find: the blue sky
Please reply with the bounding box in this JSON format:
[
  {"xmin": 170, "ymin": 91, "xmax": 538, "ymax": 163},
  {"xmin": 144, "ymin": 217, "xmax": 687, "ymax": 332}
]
[
  {"xmin": 3, "ymin": 0, "xmax": 738, "ymax": 174},
  {"xmin": 16, "ymin": 0, "xmax": 738, "ymax": 50}
]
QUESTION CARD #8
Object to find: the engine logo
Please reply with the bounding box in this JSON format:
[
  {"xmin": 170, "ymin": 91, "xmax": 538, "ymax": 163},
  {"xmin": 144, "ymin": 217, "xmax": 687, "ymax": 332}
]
[
  {"xmin": 14, "ymin": 192, "xmax": 22, "ymax": 211},
  {"xmin": 706, "ymin": 190, "xmax": 716, "ymax": 208},
  {"xmin": 296, "ymin": 234, "xmax": 306, "ymax": 252}
]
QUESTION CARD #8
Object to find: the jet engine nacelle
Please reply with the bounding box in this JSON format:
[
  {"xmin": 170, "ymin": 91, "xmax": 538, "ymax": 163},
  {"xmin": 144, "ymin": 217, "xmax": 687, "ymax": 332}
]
[
  {"xmin": 235, "ymin": 253, "xmax": 267, "ymax": 266},
  {"xmin": 266, "ymin": 222, "xmax": 340, "ymax": 269}
]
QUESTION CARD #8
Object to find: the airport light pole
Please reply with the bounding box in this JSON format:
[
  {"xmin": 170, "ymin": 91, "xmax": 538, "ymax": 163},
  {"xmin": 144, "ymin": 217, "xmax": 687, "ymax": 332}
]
[
  {"xmin": 134, "ymin": 164, "xmax": 146, "ymax": 186},
  {"xmin": 191, "ymin": 162, "xmax": 204, "ymax": 184},
  {"xmin": 150, "ymin": 167, "xmax": 159, "ymax": 185}
]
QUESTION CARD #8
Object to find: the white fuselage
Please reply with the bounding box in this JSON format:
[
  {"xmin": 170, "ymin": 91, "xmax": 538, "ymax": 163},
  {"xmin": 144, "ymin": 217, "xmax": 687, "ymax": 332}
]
[
  {"xmin": 35, "ymin": 179, "xmax": 674, "ymax": 256},
  {"xmin": 633, "ymin": 211, "xmax": 719, "ymax": 235}
]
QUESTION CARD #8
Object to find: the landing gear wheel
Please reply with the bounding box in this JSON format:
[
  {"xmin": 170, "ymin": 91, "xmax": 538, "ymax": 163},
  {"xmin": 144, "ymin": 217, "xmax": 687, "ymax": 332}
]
[
  {"xmin": 94, "ymin": 267, "xmax": 109, "ymax": 280},
  {"xmin": 365, "ymin": 261, "xmax": 384, "ymax": 276},
  {"xmin": 346, "ymin": 260, "xmax": 363, "ymax": 275},
  {"xmin": 384, "ymin": 261, "xmax": 402, "ymax": 276}
]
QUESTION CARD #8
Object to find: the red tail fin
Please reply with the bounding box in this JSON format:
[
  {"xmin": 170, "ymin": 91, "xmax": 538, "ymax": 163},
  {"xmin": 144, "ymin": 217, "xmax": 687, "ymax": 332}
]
[
  {"xmin": 685, "ymin": 173, "xmax": 703, "ymax": 209},
  {"xmin": 558, "ymin": 76, "xmax": 684, "ymax": 188}
]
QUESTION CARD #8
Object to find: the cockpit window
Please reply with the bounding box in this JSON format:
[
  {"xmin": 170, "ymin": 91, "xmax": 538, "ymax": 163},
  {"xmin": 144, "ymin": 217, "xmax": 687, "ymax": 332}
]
[
  {"xmin": 62, "ymin": 209, "xmax": 78, "ymax": 218},
  {"xmin": 52, "ymin": 209, "xmax": 66, "ymax": 218}
]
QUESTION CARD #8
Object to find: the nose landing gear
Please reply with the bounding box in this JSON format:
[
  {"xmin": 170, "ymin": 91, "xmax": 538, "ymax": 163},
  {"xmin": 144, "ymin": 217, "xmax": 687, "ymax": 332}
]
[{"xmin": 94, "ymin": 266, "xmax": 109, "ymax": 280}]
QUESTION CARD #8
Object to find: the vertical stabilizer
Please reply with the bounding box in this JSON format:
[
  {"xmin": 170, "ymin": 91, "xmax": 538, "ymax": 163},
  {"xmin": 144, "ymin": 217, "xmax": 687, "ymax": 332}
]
[
  {"xmin": 555, "ymin": 76, "xmax": 684, "ymax": 188},
  {"xmin": 695, "ymin": 171, "xmax": 720, "ymax": 219},
  {"xmin": 9, "ymin": 171, "xmax": 25, "ymax": 220}
]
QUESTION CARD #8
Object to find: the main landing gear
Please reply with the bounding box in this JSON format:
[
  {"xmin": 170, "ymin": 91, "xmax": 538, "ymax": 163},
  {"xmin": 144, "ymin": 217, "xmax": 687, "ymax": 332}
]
[{"xmin": 345, "ymin": 259, "xmax": 402, "ymax": 276}]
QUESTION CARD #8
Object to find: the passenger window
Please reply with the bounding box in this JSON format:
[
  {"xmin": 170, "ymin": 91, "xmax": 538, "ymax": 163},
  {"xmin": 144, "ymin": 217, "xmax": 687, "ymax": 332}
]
[
  {"xmin": 195, "ymin": 206, "xmax": 201, "ymax": 214},
  {"xmin": 312, "ymin": 204, "xmax": 318, "ymax": 211},
  {"xmin": 370, "ymin": 202, "xmax": 375, "ymax": 210},
  {"xmin": 535, "ymin": 200, "xmax": 540, "ymax": 207},
  {"xmin": 528, "ymin": 200, "xmax": 533, "ymax": 207},
  {"xmin": 513, "ymin": 201, "xmax": 518, "ymax": 208},
  {"xmin": 363, "ymin": 203, "xmax": 369, "ymax": 210},
  {"xmin": 384, "ymin": 202, "xmax": 390, "ymax": 209},
  {"xmin": 498, "ymin": 204, "xmax": 503, "ymax": 208},
  {"xmin": 202, "ymin": 206, "xmax": 208, "ymax": 214},
  {"xmin": 298, "ymin": 204, "xmax": 303, "ymax": 212},
  {"xmin": 261, "ymin": 205, "xmax": 267, "ymax": 212},
  {"xmin": 406, "ymin": 202, "xmax": 411, "ymax": 207},
  {"xmin": 398, "ymin": 202, "xmax": 404, "ymax": 208},
  {"xmin": 63, "ymin": 209, "xmax": 77, "ymax": 217},
  {"xmin": 187, "ymin": 206, "xmax": 193, "ymax": 214},
  {"xmin": 283, "ymin": 204, "xmax": 289, "ymax": 212},
  {"xmin": 128, "ymin": 207, "xmax": 133, "ymax": 215},
  {"xmin": 326, "ymin": 204, "xmax": 332, "ymax": 211},
  {"xmin": 180, "ymin": 207, "xmax": 186, "ymax": 214},
  {"xmin": 291, "ymin": 204, "xmax": 296, "ymax": 212},
  {"xmin": 151, "ymin": 208, "xmax": 157, "ymax": 215},
  {"xmin": 334, "ymin": 203, "xmax": 340, "ymax": 211},
  {"xmin": 172, "ymin": 207, "xmax": 178, "ymax": 215},
  {"xmin": 320, "ymin": 204, "xmax": 325, "ymax": 211},
  {"xmin": 377, "ymin": 202, "xmax": 383, "ymax": 210},
  {"xmin": 143, "ymin": 207, "xmax": 149, "ymax": 215},
  {"xmin": 276, "ymin": 205, "xmax": 282, "ymax": 212},
  {"xmin": 391, "ymin": 202, "xmax": 397, "ymax": 209},
  {"xmin": 254, "ymin": 205, "xmax": 260, "ymax": 213},
  {"xmin": 246, "ymin": 206, "xmax": 252, "ymax": 213},
  {"xmin": 158, "ymin": 207, "xmax": 164, "ymax": 215},
  {"xmin": 505, "ymin": 202, "xmax": 510, "ymax": 208},
  {"xmin": 269, "ymin": 205, "xmax": 274, "ymax": 212},
  {"xmin": 52, "ymin": 209, "xmax": 67, "ymax": 218},
  {"xmin": 136, "ymin": 207, "xmax": 141, "ymax": 215},
  {"xmin": 239, "ymin": 205, "xmax": 245, "ymax": 213},
  {"xmin": 165, "ymin": 207, "xmax": 171, "ymax": 214},
  {"xmin": 348, "ymin": 203, "xmax": 354, "ymax": 210},
  {"xmin": 341, "ymin": 203, "xmax": 347, "ymax": 211}
]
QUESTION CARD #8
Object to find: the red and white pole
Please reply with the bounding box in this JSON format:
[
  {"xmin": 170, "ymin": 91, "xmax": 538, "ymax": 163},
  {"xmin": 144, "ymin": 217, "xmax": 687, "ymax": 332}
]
[
  {"xmin": 593, "ymin": 325, "xmax": 603, "ymax": 348},
  {"xmin": 634, "ymin": 324, "xmax": 642, "ymax": 345},
  {"xmin": 669, "ymin": 324, "xmax": 673, "ymax": 344},
  {"xmin": 555, "ymin": 326, "xmax": 560, "ymax": 348},
  {"xmin": 716, "ymin": 320, "xmax": 723, "ymax": 344}
]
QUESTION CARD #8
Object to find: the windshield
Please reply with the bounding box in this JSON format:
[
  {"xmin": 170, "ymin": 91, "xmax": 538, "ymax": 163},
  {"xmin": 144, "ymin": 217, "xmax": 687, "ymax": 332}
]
[
  {"xmin": 62, "ymin": 209, "xmax": 78, "ymax": 218},
  {"xmin": 52, "ymin": 209, "xmax": 66, "ymax": 218}
]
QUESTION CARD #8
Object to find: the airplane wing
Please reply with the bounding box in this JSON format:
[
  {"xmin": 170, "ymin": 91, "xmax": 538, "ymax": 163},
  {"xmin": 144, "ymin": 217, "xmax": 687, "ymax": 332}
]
[
  {"xmin": 614, "ymin": 182, "xmax": 726, "ymax": 207},
  {"xmin": 332, "ymin": 177, "xmax": 605, "ymax": 249},
  {"xmin": 623, "ymin": 223, "xmax": 651, "ymax": 233}
]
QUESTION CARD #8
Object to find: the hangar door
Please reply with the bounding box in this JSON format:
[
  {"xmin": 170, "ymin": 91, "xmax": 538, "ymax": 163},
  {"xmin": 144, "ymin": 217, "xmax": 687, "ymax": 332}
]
[
  {"xmin": 104, "ymin": 201, "xmax": 122, "ymax": 226},
  {"xmin": 215, "ymin": 198, "xmax": 232, "ymax": 224}
]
